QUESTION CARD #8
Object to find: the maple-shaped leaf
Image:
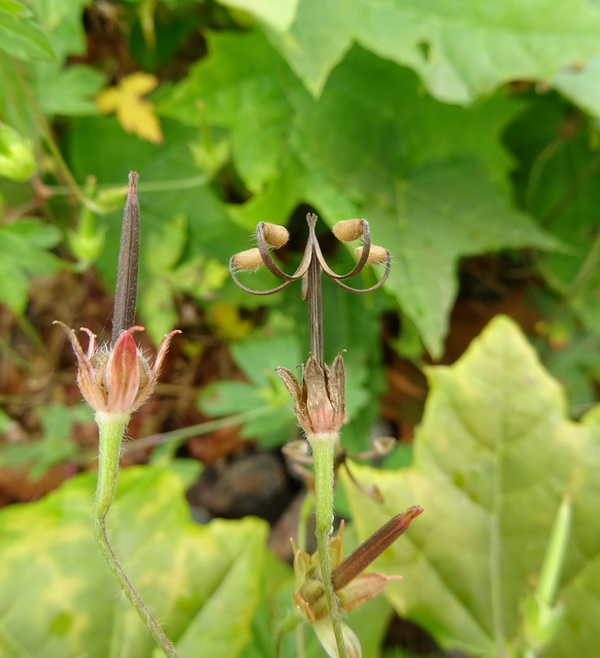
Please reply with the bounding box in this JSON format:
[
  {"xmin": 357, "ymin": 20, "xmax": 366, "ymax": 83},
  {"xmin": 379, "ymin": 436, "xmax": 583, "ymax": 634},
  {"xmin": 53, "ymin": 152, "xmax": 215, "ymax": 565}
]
[
  {"xmin": 96, "ymin": 72, "xmax": 163, "ymax": 144},
  {"xmin": 342, "ymin": 316, "xmax": 600, "ymax": 657}
]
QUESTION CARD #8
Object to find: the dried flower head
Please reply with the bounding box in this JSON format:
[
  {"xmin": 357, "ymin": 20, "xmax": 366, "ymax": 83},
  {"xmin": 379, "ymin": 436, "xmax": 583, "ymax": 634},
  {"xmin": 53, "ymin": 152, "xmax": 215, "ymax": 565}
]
[
  {"xmin": 276, "ymin": 352, "xmax": 346, "ymax": 439},
  {"xmin": 55, "ymin": 322, "xmax": 180, "ymax": 416}
]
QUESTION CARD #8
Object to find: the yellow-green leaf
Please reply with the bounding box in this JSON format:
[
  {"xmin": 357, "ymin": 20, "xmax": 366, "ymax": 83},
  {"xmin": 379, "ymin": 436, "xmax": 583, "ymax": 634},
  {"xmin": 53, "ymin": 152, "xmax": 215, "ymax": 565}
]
[
  {"xmin": 96, "ymin": 72, "xmax": 163, "ymax": 144},
  {"xmin": 342, "ymin": 316, "xmax": 600, "ymax": 657}
]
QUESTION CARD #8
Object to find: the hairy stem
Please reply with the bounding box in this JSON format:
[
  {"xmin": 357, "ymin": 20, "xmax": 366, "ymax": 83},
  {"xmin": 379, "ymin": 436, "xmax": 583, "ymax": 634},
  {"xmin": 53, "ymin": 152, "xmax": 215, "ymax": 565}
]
[
  {"xmin": 93, "ymin": 412, "xmax": 179, "ymax": 658},
  {"xmin": 310, "ymin": 435, "xmax": 347, "ymax": 658}
]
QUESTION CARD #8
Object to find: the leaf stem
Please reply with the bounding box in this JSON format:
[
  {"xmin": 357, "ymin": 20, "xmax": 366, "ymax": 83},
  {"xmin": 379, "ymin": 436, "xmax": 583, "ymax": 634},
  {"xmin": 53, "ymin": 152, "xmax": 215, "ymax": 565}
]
[
  {"xmin": 93, "ymin": 411, "xmax": 179, "ymax": 658},
  {"xmin": 310, "ymin": 434, "xmax": 347, "ymax": 658}
]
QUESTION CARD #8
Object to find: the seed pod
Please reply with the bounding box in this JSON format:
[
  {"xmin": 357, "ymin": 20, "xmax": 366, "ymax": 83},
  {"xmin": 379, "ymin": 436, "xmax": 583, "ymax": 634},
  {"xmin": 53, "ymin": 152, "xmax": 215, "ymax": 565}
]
[
  {"xmin": 333, "ymin": 219, "xmax": 364, "ymax": 242},
  {"xmin": 262, "ymin": 222, "xmax": 289, "ymax": 248},
  {"xmin": 355, "ymin": 245, "xmax": 388, "ymax": 264},
  {"xmin": 232, "ymin": 248, "xmax": 264, "ymax": 270}
]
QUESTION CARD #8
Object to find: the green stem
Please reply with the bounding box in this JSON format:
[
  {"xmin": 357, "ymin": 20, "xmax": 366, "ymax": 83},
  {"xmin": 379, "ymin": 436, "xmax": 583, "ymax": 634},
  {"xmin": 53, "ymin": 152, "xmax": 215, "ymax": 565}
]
[
  {"xmin": 93, "ymin": 412, "xmax": 179, "ymax": 658},
  {"xmin": 274, "ymin": 609, "xmax": 302, "ymax": 658},
  {"xmin": 309, "ymin": 434, "xmax": 347, "ymax": 658},
  {"xmin": 125, "ymin": 406, "xmax": 271, "ymax": 453}
]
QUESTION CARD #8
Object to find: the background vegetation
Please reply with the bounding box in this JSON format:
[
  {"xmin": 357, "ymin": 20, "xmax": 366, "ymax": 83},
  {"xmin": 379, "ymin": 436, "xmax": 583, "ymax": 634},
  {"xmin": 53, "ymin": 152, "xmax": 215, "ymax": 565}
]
[{"xmin": 2, "ymin": 1, "xmax": 600, "ymax": 656}]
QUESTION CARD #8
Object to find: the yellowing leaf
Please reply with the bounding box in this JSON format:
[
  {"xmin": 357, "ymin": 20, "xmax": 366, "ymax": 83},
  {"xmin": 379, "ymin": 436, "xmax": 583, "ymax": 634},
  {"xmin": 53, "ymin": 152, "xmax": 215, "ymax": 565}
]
[{"xmin": 96, "ymin": 72, "xmax": 163, "ymax": 144}]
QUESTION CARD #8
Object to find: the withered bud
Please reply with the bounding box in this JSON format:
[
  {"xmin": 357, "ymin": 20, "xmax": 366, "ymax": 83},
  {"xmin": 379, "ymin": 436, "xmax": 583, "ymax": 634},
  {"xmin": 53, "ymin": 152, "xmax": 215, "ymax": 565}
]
[
  {"xmin": 262, "ymin": 222, "xmax": 289, "ymax": 248},
  {"xmin": 356, "ymin": 245, "xmax": 389, "ymax": 265},
  {"xmin": 333, "ymin": 219, "xmax": 364, "ymax": 242},
  {"xmin": 231, "ymin": 248, "xmax": 264, "ymax": 271},
  {"xmin": 332, "ymin": 505, "xmax": 423, "ymax": 591}
]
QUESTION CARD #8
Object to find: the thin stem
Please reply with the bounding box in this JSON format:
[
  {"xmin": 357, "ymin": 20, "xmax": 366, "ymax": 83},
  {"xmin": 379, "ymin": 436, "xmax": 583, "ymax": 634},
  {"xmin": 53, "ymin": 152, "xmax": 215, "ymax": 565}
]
[
  {"xmin": 309, "ymin": 435, "xmax": 347, "ymax": 658},
  {"xmin": 125, "ymin": 406, "xmax": 272, "ymax": 453},
  {"xmin": 307, "ymin": 254, "xmax": 324, "ymax": 368},
  {"xmin": 40, "ymin": 174, "xmax": 212, "ymax": 197},
  {"xmin": 565, "ymin": 228, "xmax": 600, "ymax": 300},
  {"xmin": 93, "ymin": 412, "xmax": 179, "ymax": 658}
]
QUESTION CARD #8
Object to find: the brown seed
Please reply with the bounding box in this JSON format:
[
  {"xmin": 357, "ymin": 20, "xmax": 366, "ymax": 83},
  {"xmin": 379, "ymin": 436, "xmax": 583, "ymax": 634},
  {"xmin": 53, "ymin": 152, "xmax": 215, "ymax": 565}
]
[
  {"xmin": 262, "ymin": 222, "xmax": 289, "ymax": 248},
  {"xmin": 333, "ymin": 219, "xmax": 364, "ymax": 242},
  {"xmin": 355, "ymin": 245, "xmax": 388, "ymax": 264},
  {"xmin": 232, "ymin": 248, "xmax": 264, "ymax": 270}
]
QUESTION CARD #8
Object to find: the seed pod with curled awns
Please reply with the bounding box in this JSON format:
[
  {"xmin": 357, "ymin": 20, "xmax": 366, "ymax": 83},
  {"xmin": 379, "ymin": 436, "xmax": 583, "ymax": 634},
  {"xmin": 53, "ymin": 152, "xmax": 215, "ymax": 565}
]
[
  {"xmin": 261, "ymin": 222, "xmax": 289, "ymax": 248},
  {"xmin": 231, "ymin": 248, "xmax": 264, "ymax": 271},
  {"xmin": 355, "ymin": 245, "xmax": 389, "ymax": 265},
  {"xmin": 333, "ymin": 219, "xmax": 364, "ymax": 242}
]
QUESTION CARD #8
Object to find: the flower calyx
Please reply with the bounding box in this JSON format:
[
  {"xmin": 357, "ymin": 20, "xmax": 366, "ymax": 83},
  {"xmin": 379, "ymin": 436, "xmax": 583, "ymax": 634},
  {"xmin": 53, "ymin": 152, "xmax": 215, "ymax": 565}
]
[
  {"xmin": 276, "ymin": 351, "xmax": 346, "ymax": 439},
  {"xmin": 55, "ymin": 322, "xmax": 180, "ymax": 416}
]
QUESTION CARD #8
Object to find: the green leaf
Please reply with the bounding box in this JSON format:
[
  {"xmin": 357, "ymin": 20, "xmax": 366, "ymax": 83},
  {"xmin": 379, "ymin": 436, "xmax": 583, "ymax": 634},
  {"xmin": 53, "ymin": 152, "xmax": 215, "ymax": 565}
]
[
  {"xmin": 31, "ymin": 63, "xmax": 106, "ymax": 116},
  {"xmin": 505, "ymin": 97, "xmax": 600, "ymax": 342},
  {"xmin": 0, "ymin": 464, "xmax": 278, "ymax": 658},
  {"xmin": 147, "ymin": 212, "xmax": 189, "ymax": 272},
  {"xmin": 216, "ymin": 0, "xmax": 299, "ymax": 31},
  {"xmin": 29, "ymin": 0, "xmax": 90, "ymax": 58},
  {"xmin": 0, "ymin": 403, "xmax": 92, "ymax": 480},
  {"xmin": 553, "ymin": 55, "xmax": 600, "ymax": 117},
  {"xmin": 139, "ymin": 278, "xmax": 179, "ymax": 344},
  {"xmin": 157, "ymin": 31, "xmax": 302, "ymax": 193},
  {"xmin": 342, "ymin": 316, "xmax": 600, "ymax": 656},
  {"xmin": 0, "ymin": 1, "xmax": 26, "ymax": 14},
  {"xmin": 197, "ymin": 327, "xmax": 301, "ymax": 447},
  {"xmin": 373, "ymin": 160, "xmax": 561, "ymax": 357},
  {"xmin": 0, "ymin": 3, "xmax": 55, "ymax": 61},
  {"xmin": 231, "ymin": 330, "xmax": 301, "ymax": 387},
  {"xmin": 137, "ymin": 211, "xmax": 230, "ymax": 343},
  {"xmin": 260, "ymin": 0, "xmax": 600, "ymax": 103},
  {"xmin": 0, "ymin": 219, "xmax": 62, "ymax": 314}
]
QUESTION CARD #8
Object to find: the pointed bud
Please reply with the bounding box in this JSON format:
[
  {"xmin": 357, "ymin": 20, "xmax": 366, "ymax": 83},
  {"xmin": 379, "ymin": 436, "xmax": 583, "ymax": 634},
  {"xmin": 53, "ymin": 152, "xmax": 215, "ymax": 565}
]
[
  {"xmin": 111, "ymin": 171, "xmax": 140, "ymax": 345},
  {"xmin": 332, "ymin": 506, "xmax": 423, "ymax": 591}
]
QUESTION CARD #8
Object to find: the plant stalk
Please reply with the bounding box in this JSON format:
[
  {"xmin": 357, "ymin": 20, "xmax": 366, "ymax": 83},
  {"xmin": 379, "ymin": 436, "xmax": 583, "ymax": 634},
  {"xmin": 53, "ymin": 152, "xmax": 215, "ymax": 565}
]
[
  {"xmin": 93, "ymin": 411, "xmax": 179, "ymax": 658},
  {"xmin": 307, "ymin": 248, "xmax": 324, "ymax": 367},
  {"xmin": 310, "ymin": 434, "xmax": 347, "ymax": 658}
]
